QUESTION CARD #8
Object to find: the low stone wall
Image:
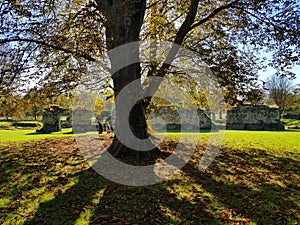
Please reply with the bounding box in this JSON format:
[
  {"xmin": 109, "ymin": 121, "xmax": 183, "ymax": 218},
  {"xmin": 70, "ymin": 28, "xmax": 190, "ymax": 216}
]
[
  {"xmin": 72, "ymin": 109, "xmax": 95, "ymax": 132},
  {"xmin": 150, "ymin": 108, "xmax": 212, "ymax": 131},
  {"xmin": 226, "ymin": 105, "xmax": 284, "ymax": 131},
  {"xmin": 37, "ymin": 106, "xmax": 70, "ymax": 134},
  {"xmin": 38, "ymin": 105, "xmax": 285, "ymax": 133}
]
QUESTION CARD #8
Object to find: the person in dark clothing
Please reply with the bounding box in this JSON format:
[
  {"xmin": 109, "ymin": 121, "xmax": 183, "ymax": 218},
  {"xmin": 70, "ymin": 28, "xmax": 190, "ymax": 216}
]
[
  {"xmin": 98, "ymin": 121, "xmax": 104, "ymax": 134},
  {"xmin": 106, "ymin": 122, "xmax": 111, "ymax": 134}
]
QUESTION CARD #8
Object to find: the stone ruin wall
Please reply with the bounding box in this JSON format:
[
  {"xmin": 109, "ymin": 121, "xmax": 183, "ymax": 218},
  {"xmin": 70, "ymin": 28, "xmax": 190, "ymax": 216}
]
[
  {"xmin": 226, "ymin": 105, "xmax": 284, "ymax": 131},
  {"xmin": 150, "ymin": 108, "xmax": 212, "ymax": 131},
  {"xmin": 37, "ymin": 106, "xmax": 71, "ymax": 134},
  {"xmin": 38, "ymin": 105, "xmax": 284, "ymax": 133},
  {"xmin": 72, "ymin": 109, "xmax": 95, "ymax": 132}
]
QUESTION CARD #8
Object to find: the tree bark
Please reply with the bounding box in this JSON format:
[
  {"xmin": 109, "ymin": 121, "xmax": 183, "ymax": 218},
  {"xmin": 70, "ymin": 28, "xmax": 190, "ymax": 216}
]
[
  {"xmin": 108, "ymin": 100, "xmax": 160, "ymax": 161},
  {"xmin": 96, "ymin": 0, "xmax": 160, "ymax": 159}
]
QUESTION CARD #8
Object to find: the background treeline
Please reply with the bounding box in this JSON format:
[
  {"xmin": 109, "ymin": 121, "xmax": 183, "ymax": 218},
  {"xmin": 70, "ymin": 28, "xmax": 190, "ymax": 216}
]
[{"xmin": 1, "ymin": 77, "xmax": 300, "ymax": 121}]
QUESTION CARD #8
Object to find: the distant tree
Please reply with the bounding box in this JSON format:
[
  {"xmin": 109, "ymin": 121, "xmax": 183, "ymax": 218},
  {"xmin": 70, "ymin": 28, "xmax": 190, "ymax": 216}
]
[
  {"xmin": 0, "ymin": 93, "xmax": 25, "ymax": 120},
  {"xmin": 265, "ymin": 74, "xmax": 294, "ymax": 112},
  {"xmin": 23, "ymin": 88, "xmax": 49, "ymax": 120},
  {"xmin": 94, "ymin": 95, "xmax": 105, "ymax": 116},
  {"xmin": 72, "ymin": 89, "xmax": 104, "ymax": 114},
  {"xmin": 22, "ymin": 87, "xmax": 73, "ymax": 120},
  {"xmin": 53, "ymin": 94, "xmax": 74, "ymax": 109},
  {"xmin": 288, "ymin": 84, "xmax": 300, "ymax": 113}
]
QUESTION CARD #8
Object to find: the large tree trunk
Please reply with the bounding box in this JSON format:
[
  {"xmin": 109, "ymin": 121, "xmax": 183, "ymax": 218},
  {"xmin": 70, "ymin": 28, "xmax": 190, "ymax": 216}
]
[
  {"xmin": 108, "ymin": 100, "xmax": 160, "ymax": 161},
  {"xmin": 96, "ymin": 0, "xmax": 160, "ymax": 159}
]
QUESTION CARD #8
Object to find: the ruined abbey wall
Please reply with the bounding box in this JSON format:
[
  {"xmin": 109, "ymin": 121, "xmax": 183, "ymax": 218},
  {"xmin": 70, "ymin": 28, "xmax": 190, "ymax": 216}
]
[
  {"xmin": 37, "ymin": 106, "xmax": 71, "ymax": 134},
  {"xmin": 226, "ymin": 105, "xmax": 284, "ymax": 131},
  {"xmin": 38, "ymin": 105, "xmax": 285, "ymax": 133}
]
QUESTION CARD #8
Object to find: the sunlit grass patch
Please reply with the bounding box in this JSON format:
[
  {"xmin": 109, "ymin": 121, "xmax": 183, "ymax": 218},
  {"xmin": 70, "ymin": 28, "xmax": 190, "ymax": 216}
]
[
  {"xmin": 0, "ymin": 129, "xmax": 98, "ymax": 143},
  {"xmin": 0, "ymin": 131, "xmax": 299, "ymax": 224},
  {"xmin": 0, "ymin": 129, "xmax": 73, "ymax": 142}
]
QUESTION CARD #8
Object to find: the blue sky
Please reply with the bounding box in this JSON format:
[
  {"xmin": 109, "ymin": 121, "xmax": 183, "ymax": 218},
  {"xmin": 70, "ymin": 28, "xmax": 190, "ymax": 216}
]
[
  {"xmin": 259, "ymin": 65, "xmax": 300, "ymax": 85},
  {"xmin": 257, "ymin": 49, "xmax": 300, "ymax": 85}
]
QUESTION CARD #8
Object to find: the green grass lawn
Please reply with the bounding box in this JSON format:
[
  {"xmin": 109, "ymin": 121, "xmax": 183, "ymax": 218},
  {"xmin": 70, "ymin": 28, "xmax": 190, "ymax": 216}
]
[
  {"xmin": 0, "ymin": 131, "xmax": 299, "ymax": 224},
  {"xmin": 223, "ymin": 130, "xmax": 300, "ymax": 158},
  {"xmin": 0, "ymin": 129, "xmax": 100, "ymax": 143},
  {"xmin": 0, "ymin": 129, "xmax": 75, "ymax": 142},
  {"xmin": 156, "ymin": 130, "xmax": 300, "ymax": 159}
]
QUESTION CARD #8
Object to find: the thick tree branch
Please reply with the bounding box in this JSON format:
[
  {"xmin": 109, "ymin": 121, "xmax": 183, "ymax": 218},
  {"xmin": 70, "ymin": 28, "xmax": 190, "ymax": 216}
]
[
  {"xmin": 173, "ymin": 0, "xmax": 200, "ymax": 45},
  {"xmin": 189, "ymin": 0, "xmax": 239, "ymax": 31},
  {"xmin": 157, "ymin": 0, "xmax": 200, "ymax": 75},
  {"xmin": 155, "ymin": 0, "xmax": 239, "ymax": 78},
  {"xmin": 145, "ymin": 0, "xmax": 239, "ymax": 104},
  {"xmin": 0, "ymin": 38, "xmax": 96, "ymax": 62},
  {"xmin": 143, "ymin": 0, "xmax": 200, "ymax": 101}
]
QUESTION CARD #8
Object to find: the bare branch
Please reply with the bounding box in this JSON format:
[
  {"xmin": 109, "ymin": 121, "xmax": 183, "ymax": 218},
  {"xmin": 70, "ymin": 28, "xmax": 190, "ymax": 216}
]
[{"xmin": 0, "ymin": 38, "xmax": 96, "ymax": 62}]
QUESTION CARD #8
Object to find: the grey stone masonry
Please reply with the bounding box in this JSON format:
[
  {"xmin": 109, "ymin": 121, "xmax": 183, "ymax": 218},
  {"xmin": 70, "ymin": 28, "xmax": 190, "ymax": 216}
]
[
  {"xmin": 37, "ymin": 106, "xmax": 71, "ymax": 133},
  {"xmin": 226, "ymin": 105, "xmax": 284, "ymax": 131}
]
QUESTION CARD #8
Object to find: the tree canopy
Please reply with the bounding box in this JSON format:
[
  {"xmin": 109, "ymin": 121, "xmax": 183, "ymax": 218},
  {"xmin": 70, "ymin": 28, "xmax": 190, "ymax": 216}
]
[{"xmin": 1, "ymin": 0, "xmax": 299, "ymax": 105}]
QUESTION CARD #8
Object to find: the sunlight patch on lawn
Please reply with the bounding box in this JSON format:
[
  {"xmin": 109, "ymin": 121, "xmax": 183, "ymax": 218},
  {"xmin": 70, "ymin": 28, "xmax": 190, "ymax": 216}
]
[
  {"xmin": 159, "ymin": 205, "xmax": 184, "ymax": 223},
  {"xmin": 74, "ymin": 188, "xmax": 105, "ymax": 225}
]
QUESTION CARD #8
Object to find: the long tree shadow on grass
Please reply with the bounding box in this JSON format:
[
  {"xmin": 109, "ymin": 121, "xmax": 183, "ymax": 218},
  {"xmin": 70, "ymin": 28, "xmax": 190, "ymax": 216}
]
[
  {"xmin": 180, "ymin": 147, "xmax": 300, "ymax": 224},
  {"xmin": 88, "ymin": 176, "xmax": 222, "ymax": 224},
  {"xmin": 2, "ymin": 136, "xmax": 298, "ymax": 224},
  {"xmin": 24, "ymin": 146, "xmax": 299, "ymax": 224},
  {"xmin": 25, "ymin": 168, "xmax": 224, "ymax": 225},
  {"xmin": 24, "ymin": 168, "xmax": 109, "ymax": 225}
]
